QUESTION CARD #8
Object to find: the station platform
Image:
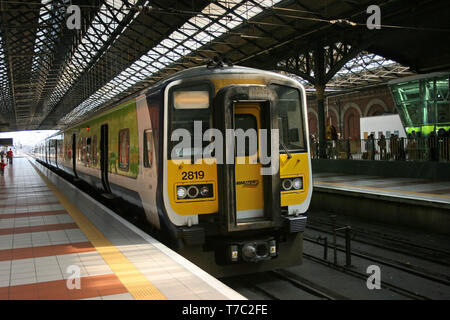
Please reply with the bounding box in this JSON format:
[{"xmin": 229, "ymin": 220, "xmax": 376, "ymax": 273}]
[
  {"xmin": 311, "ymin": 172, "xmax": 450, "ymax": 234},
  {"xmin": 313, "ymin": 173, "xmax": 450, "ymax": 205},
  {"xmin": 0, "ymin": 157, "xmax": 245, "ymax": 300}
]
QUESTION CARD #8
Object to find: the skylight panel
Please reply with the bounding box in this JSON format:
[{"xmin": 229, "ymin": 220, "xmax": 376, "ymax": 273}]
[
  {"xmin": 46, "ymin": 0, "xmax": 149, "ymax": 112},
  {"xmin": 63, "ymin": 0, "xmax": 284, "ymax": 124}
]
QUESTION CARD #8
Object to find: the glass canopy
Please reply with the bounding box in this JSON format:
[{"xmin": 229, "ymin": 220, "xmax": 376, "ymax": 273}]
[{"xmin": 389, "ymin": 72, "xmax": 450, "ymax": 135}]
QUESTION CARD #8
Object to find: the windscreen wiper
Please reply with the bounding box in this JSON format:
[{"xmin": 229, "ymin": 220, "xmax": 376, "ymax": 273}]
[{"xmin": 280, "ymin": 140, "xmax": 292, "ymax": 159}]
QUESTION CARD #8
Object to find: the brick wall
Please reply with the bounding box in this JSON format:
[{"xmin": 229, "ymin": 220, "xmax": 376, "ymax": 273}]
[{"xmin": 307, "ymin": 85, "xmax": 397, "ymax": 139}]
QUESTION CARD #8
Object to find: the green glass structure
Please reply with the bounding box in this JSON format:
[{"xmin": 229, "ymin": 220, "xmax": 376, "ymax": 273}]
[{"xmin": 389, "ymin": 72, "xmax": 450, "ymax": 135}]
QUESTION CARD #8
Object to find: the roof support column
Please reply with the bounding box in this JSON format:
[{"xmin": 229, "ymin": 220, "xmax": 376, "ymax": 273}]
[{"xmin": 314, "ymin": 44, "xmax": 327, "ymax": 159}]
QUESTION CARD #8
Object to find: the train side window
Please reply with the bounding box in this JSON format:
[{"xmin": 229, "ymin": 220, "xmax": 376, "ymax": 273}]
[
  {"xmin": 143, "ymin": 129, "xmax": 153, "ymax": 168},
  {"xmin": 78, "ymin": 138, "xmax": 82, "ymax": 161},
  {"xmin": 118, "ymin": 128, "xmax": 130, "ymax": 171},
  {"xmin": 82, "ymin": 137, "xmax": 87, "ymax": 163},
  {"xmin": 86, "ymin": 137, "xmax": 91, "ymax": 164},
  {"xmin": 92, "ymin": 135, "xmax": 97, "ymax": 165}
]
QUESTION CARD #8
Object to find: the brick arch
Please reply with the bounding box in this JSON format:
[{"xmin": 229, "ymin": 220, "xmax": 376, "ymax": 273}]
[
  {"xmin": 343, "ymin": 103, "xmax": 361, "ymax": 139},
  {"xmin": 365, "ymin": 98, "xmax": 389, "ymax": 117},
  {"xmin": 341, "ymin": 102, "xmax": 362, "ymax": 122}
]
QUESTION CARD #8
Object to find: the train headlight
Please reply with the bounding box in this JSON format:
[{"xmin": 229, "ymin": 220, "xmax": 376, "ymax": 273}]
[
  {"xmin": 282, "ymin": 179, "xmax": 292, "ymax": 191},
  {"xmin": 176, "ymin": 183, "xmax": 213, "ymax": 201},
  {"xmin": 200, "ymin": 186, "xmax": 209, "ymax": 196},
  {"xmin": 293, "ymin": 178, "xmax": 302, "ymax": 190},
  {"xmin": 177, "ymin": 187, "xmax": 187, "ymax": 199},
  {"xmin": 187, "ymin": 186, "xmax": 199, "ymax": 198}
]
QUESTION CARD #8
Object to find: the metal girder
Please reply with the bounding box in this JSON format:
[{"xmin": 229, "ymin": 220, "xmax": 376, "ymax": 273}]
[
  {"xmin": 273, "ymin": 40, "xmax": 388, "ymax": 87},
  {"xmin": 40, "ymin": 0, "xmax": 213, "ymax": 128},
  {"xmin": 0, "ymin": 0, "xmax": 99, "ymax": 131},
  {"xmin": 0, "ymin": 0, "xmax": 448, "ymax": 132}
]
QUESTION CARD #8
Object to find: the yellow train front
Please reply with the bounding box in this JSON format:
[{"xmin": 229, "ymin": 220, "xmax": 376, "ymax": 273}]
[
  {"xmin": 33, "ymin": 64, "xmax": 312, "ymax": 276},
  {"xmin": 156, "ymin": 65, "xmax": 312, "ymax": 275}
]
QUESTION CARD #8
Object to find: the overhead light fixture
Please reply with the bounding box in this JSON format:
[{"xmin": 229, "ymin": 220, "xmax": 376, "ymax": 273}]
[{"xmin": 329, "ymin": 19, "xmax": 357, "ymax": 27}]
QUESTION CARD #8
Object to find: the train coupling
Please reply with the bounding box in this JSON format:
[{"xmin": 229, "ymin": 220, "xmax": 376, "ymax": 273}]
[
  {"xmin": 228, "ymin": 239, "xmax": 277, "ymax": 263},
  {"xmin": 180, "ymin": 226, "xmax": 205, "ymax": 245}
]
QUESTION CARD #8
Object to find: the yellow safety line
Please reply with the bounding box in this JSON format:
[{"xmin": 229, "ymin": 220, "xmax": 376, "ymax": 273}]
[
  {"xmin": 315, "ymin": 180, "xmax": 450, "ymax": 200},
  {"xmin": 30, "ymin": 161, "xmax": 166, "ymax": 300}
]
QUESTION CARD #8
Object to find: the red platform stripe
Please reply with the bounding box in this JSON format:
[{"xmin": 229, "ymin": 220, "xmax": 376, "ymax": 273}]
[
  {"xmin": 0, "ymin": 209, "xmax": 67, "ymax": 219},
  {"xmin": 0, "ymin": 222, "xmax": 79, "ymax": 235},
  {"xmin": 0, "ymin": 241, "xmax": 95, "ymax": 262},
  {"xmin": 3, "ymin": 274, "xmax": 128, "ymax": 300},
  {"xmin": 0, "ymin": 201, "xmax": 60, "ymax": 208}
]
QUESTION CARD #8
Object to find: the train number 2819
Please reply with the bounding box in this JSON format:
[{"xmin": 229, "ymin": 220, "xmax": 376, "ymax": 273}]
[{"xmin": 181, "ymin": 171, "xmax": 205, "ymax": 180}]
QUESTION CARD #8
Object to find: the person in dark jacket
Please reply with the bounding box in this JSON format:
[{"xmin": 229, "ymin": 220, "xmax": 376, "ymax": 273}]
[{"xmin": 6, "ymin": 148, "xmax": 13, "ymax": 164}]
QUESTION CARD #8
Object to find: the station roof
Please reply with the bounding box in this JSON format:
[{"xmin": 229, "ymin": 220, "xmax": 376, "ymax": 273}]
[{"xmin": 0, "ymin": 0, "xmax": 449, "ymax": 131}]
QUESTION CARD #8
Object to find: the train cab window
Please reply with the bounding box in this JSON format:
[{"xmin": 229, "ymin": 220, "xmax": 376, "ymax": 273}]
[
  {"xmin": 118, "ymin": 129, "xmax": 130, "ymax": 171},
  {"xmin": 169, "ymin": 83, "xmax": 212, "ymax": 160},
  {"xmin": 270, "ymin": 84, "xmax": 306, "ymax": 151},
  {"xmin": 143, "ymin": 129, "xmax": 153, "ymax": 168}
]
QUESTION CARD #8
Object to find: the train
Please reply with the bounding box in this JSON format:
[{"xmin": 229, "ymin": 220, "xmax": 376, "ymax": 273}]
[{"xmin": 32, "ymin": 63, "xmax": 312, "ymax": 276}]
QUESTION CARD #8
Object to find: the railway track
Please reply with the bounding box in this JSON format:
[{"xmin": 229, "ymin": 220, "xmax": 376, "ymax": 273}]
[
  {"xmin": 221, "ymin": 270, "xmax": 346, "ymax": 300},
  {"xmin": 301, "ymin": 252, "xmax": 430, "ymax": 300},
  {"xmin": 303, "ymin": 228, "xmax": 450, "ymax": 300},
  {"xmin": 267, "ymin": 270, "xmax": 346, "ymax": 300},
  {"xmin": 307, "ymin": 216, "xmax": 450, "ymax": 266},
  {"xmin": 305, "ymin": 217, "xmax": 450, "ymax": 276},
  {"xmin": 303, "ymin": 236, "xmax": 450, "ymax": 285}
]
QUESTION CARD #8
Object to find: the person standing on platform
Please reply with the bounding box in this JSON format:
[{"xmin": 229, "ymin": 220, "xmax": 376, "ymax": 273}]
[
  {"xmin": 389, "ymin": 134, "xmax": 395, "ymax": 160},
  {"xmin": 0, "ymin": 154, "xmax": 6, "ymax": 176},
  {"xmin": 437, "ymin": 128, "xmax": 446, "ymax": 161},
  {"xmin": 428, "ymin": 131, "xmax": 437, "ymax": 161},
  {"xmin": 6, "ymin": 148, "xmax": 13, "ymax": 165},
  {"xmin": 326, "ymin": 120, "xmax": 338, "ymax": 159},
  {"xmin": 366, "ymin": 134, "xmax": 375, "ymax": 160},
  {"xmin": 410, "ymin": 131, "xmax": 418, "ymax": 161},
  {"xmin": 378, "ymin": 134, "xmax": 387, "ymax": 160},
  {"xmin": 310, "ymin": 134, "xmax": 317, "ymax": 159}
]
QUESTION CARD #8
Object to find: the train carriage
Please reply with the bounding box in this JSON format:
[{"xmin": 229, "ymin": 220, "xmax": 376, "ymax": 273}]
[{"xmin": 34, "ymin": 64, "xmax": 312, "ymax": 276}]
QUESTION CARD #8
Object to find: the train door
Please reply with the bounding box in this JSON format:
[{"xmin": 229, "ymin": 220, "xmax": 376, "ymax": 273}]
[
  {"xmin": 100, "ymin": 124, "xmax": 111, "ymax": 193},
  {"xmin": 72, "ymin": 133, "xmax": 77, "ymax": 177},
  {"xmin": 214, "ymin": 85, "xmax": 281, "ymax": 233},
  {"xmin": 234, "ymin": 103, "xmax": 264, "ymax": 221}
]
